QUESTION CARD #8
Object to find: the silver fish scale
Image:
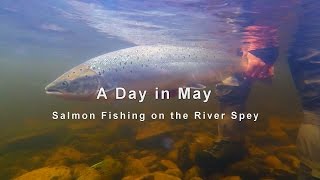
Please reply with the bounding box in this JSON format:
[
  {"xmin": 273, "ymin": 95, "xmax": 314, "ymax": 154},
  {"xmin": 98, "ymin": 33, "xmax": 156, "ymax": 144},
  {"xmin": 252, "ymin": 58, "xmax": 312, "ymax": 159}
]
[
  {"xmin": 87, "ymin": 45, "xmax": 228, "ymax": 70},
  {"xmin": 83, "ymin": 45, "xmax": 240, "ymax": 90}
]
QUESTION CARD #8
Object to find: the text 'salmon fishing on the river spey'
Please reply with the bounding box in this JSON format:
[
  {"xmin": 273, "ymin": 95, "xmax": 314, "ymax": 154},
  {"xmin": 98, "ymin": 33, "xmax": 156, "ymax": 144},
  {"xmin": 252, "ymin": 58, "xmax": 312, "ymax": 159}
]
[{"xmin": 51, "ymin": 111, "xmax": 259, "ymax": 122}]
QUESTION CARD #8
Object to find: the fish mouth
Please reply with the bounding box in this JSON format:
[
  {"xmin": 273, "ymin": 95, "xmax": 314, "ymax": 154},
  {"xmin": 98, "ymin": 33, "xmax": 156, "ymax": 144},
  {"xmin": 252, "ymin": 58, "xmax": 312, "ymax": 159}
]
[{"xmin": 45, "ymin": 85, "xmax": 63, "ymax": 95}]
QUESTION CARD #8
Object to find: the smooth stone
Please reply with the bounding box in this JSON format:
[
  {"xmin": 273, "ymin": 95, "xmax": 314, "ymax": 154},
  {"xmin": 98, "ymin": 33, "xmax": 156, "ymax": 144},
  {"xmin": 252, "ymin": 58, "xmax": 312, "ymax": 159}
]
[
  {"xmin": 160, "ymin": 160, "xmax": 178, "ymax": 169},
  {"xmin": 125, "ymin": 157, "xmax": 149, "ymax": 176},
  {"xmin": 72, "ymin": 164, "xmax": 102, "ymax": 180},
  {"xmin": 14, "ymin": 166, "xmax": 72, "ymax": 180},
  {"xmin": 184, "ymin": 166, "xmax": 200, "ymax": 180},
  {"xmin": 165, "ymin": 168, "xmax": 183, "ymax": 178}
]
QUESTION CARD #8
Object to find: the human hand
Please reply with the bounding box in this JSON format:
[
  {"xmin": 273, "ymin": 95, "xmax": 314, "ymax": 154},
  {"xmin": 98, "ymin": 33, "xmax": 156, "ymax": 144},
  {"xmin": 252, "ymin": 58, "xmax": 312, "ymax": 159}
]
[{"xmin": 244, "ymin": 52, "xmax": 274, "ymax": 79}]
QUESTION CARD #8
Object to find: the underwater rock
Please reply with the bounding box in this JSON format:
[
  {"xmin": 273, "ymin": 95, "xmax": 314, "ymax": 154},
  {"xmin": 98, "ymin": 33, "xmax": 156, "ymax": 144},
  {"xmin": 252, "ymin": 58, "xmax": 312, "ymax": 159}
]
[
  {"xmin": 140, "ymin": 155, "xmax": 158, "ymax": 167},
  {"xmin": 153, "ymin": 172, "xmax": 181, "ymax": 180},
  {"xmin": 184, "ymin": 166, "xmax": 201, "ymax": 180},
  {"xmin": 221, "ymin": 176, "xmax": 241, "ymax": 180},
  {"xmin": 45, "ymin": 146, "xmax": 86, "ymax": 166},
  {"xmin": 72, "ymin": 138, "xmax": 108, "ymax": 154},
  {"xmin": 166, "ymin": 139, "xmax": 188, "ymax": 162},
  {"xmin": 277, "ymin": 153, "xmax": 300, "ymax": 170},
  {"xmin": 14, "ymin": 166, "xmax": 72, "ymax": 180},
  {"xmin": 135, "ymin": 122, "xmax": 173, "ymax": 144},
  {"xmin": 267, "ymin": 128, "xmax": 290, "ymax": 144},
  {"xmin": 189, "ymin": 142, "xmax": 200, "ymax": 162},
  {"xmin": 189, "ymin": 133, "xmax": 217, "ymax": 162},
  {"xmin": 139, "ymin": 150, "xmax": 151, "ymax": 157},
  {"xmin": 136, "ymin": 173, "xmax": 155, "ymax": 180},
  {"xmin": 123, "ymin": 172, "xmax": 181, "ymax": 180},
  {"xmin": 266, "ymin": 117, "xmax": 297, "ymax": 145},
  {"xmin": 114, "ymin": 140, "xmax": 135, "ymax": 153},
  {"xmin": 228, "ymin": 158, "xmax": 269, "ymax": 179},
  {"xmin": 249, "ymin": 131, "xmax": 289, "ymax": 148},
  {"xmin": 160, "ymin": 159, "xmax": 178, "ymax": 169},
  {"xmin": 72, "ymin": 164, "xmax": 102, "ymax": 180},
  {"xmin": 1, "ymin": 128, "xmax": 68, "ymax": 153},
  {"xmin": 29, "ymin": 155, "xmax": 46, "ymax": 168},
  {"xmin": 193, "ymin": 133, "xmax": 215, "ymax": 150},
  {"xmin": 122, "ymin": 176, "xmax": 136, "ymax": 180},
  {"xmin": 165, "ymin": 168, "xmax": 183, "ymax": 178},
  {"xmin": 12, "ymin": 168, "xmax": 29, "ymax": 179},
  {"xmin": 268, "ymin": 117, "xmax": 300, "ymax": 132},
  {"xmin": 177, "ymin": 142, "xmax": 193, "ymax": 172},
  {"xmin": 91, "ymin": 155, "xmax": 123, "ymax": 180},
  {"xmin": 264, "ymin": 155, "xmax": 291, "ymax": 172},
  {"xmin": 228, "ymin": 157, "xmax": 296, "ymax": 179},
  {"xmin": 129, "ymin": 150, "xmax": 140, "ymax": 157},
  {"xmin": 272, "ymin": 144, "xmax": 297, "ymax": 155},
  {"xmin": 124, "ymin": 156, "xmax": 149, "ymax": 176},
  {"xmin": 167, "ymin": 149, "xmax": 179, "ymax": 162},
  {"xmin": 247, "ymin": 145, "xmax": 267, "ymax": 156},
  {"xmin": 148, "ymin": 163, "xmax": 164, "ymax": 172},
  {"xmin": 189, "ymin": 177, "xmax": 203, "ymax": 180}
]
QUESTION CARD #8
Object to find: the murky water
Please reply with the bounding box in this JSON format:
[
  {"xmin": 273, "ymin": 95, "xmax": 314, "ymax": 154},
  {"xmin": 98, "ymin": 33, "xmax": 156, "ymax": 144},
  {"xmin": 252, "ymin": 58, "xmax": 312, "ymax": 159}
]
[{"xmin": 0, "ymin": 0, "xmax": 317, "ymax": 179}]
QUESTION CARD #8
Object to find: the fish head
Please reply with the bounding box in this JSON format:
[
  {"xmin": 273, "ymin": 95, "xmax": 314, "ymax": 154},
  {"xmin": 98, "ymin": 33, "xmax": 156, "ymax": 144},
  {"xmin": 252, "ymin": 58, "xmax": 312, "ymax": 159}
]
[{"xmin": 45, "ymin": 64, "xmax": 100, "ymax": 99}]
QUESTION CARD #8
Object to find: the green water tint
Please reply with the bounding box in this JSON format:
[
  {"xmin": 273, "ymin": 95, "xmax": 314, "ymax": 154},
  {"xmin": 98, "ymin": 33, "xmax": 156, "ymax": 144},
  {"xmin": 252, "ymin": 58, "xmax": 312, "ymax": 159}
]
[
  {"xmin": 0, "ymin": 46, "xmax": 303, "ymax": 179},
  {"xmin": 0, "ymin": 13, "xmax": 303, "ymax": 180},
  {"xmin": 0, "ymin": 67, "xmax": 302, "ymax": 179},
  {"xmin": 0, "ymin": 52, "xmax": 302, "ymax": 179}
]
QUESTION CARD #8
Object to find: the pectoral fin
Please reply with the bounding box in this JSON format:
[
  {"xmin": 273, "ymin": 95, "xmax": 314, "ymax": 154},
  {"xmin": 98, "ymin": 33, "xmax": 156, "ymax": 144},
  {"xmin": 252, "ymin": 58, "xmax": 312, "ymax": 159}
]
[
  {"xmin": 185, "ymin": 83, "xmax": 206, "ymax": 89},
  {"xmin": 222, "ymin": 76, "xmax": 240, "ymax": 86}
]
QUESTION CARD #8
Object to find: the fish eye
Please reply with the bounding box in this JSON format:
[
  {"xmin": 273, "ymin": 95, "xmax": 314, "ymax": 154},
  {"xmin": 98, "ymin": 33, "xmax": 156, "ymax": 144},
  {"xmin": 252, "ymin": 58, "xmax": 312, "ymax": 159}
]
[{"xmin": 62, "ymin": 81, "xmax": 69, "ymax": 86}]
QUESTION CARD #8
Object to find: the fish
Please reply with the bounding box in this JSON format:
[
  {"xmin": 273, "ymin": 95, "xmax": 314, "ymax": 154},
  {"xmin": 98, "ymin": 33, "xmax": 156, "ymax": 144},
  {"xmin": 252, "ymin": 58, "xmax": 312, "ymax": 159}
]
[{"xmin": 45, "ymin": 45, "xmax": 246, "ymax": 100}]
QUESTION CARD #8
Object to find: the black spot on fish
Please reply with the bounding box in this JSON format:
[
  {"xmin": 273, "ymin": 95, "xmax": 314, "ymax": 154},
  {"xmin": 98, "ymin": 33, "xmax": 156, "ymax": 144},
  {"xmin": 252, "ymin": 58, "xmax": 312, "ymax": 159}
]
[
  {"xmin": 98, "ymin": 72, "xmax": 101, "ymax": 76},
  {"xmin": 80, "ymin": 69, "xmax": 82, "ymax": 71},
  {"xmin": 73, "ymin": 72, "xmax": 75, "ymax": 74},
  {"xmin": 130, "ymin": 61, "xmax": 133, "ymax": 64}
]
